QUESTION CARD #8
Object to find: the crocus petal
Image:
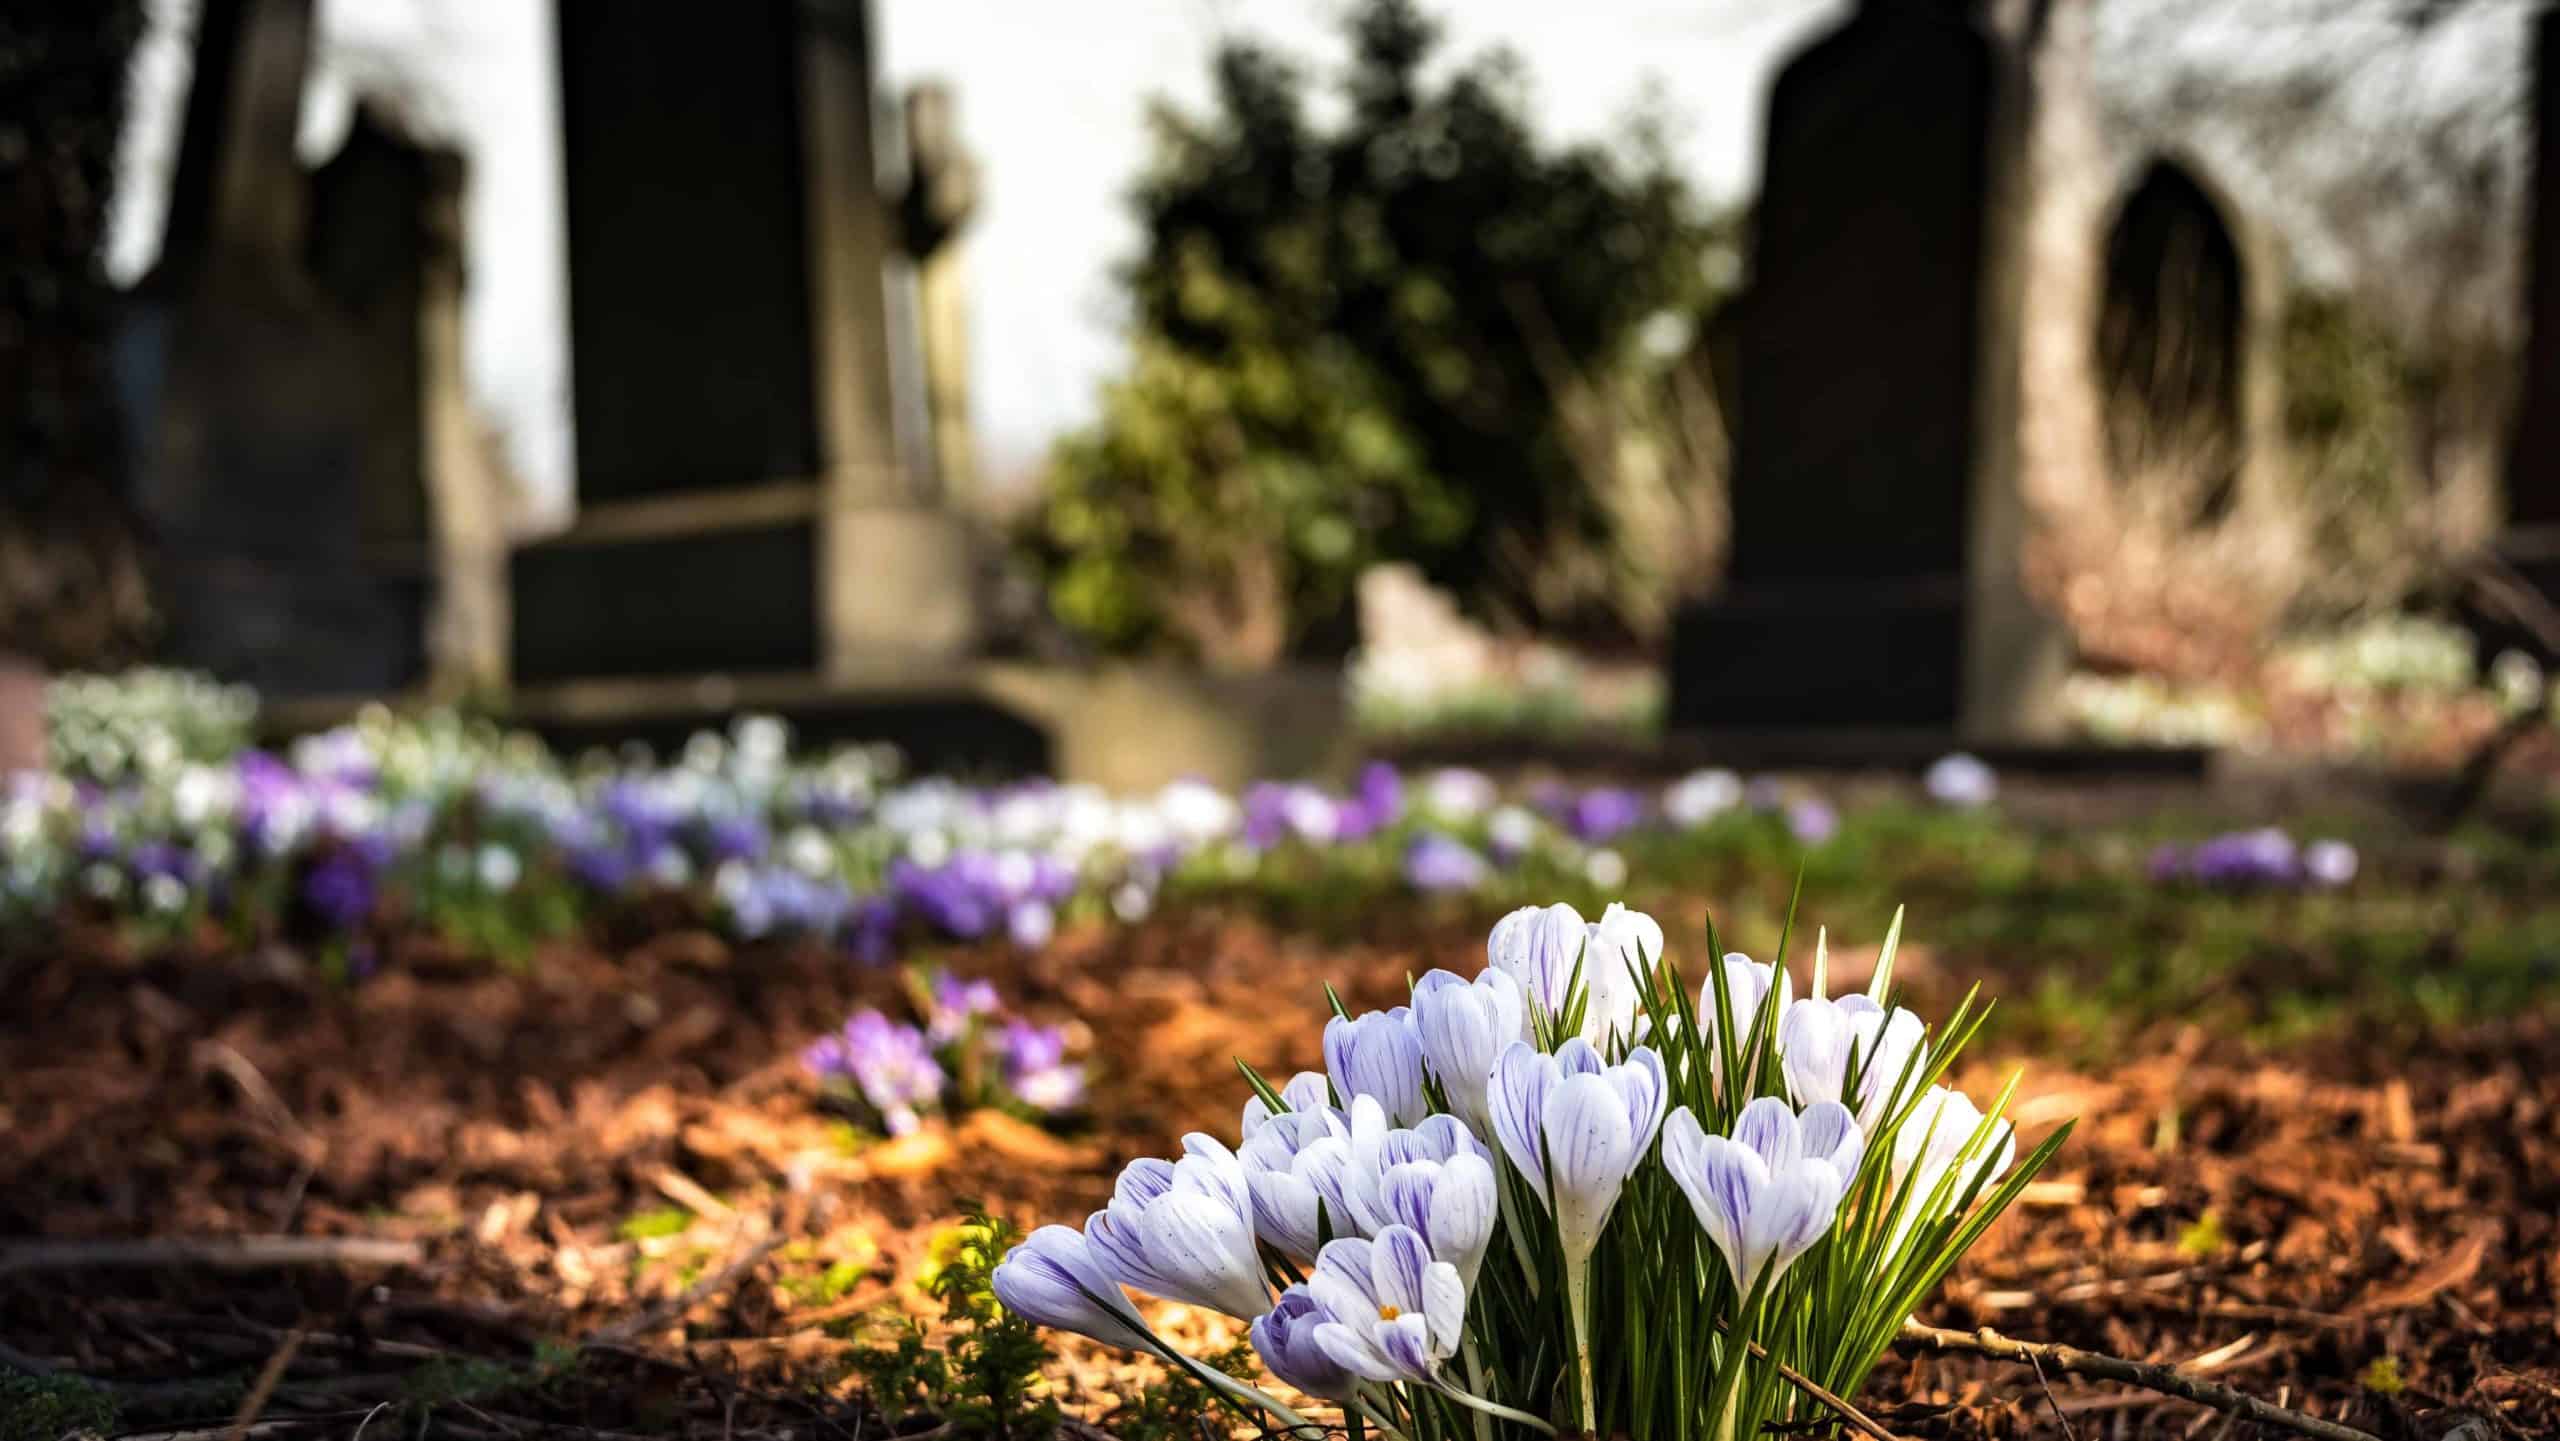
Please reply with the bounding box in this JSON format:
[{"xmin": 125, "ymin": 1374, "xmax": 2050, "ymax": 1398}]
[
  {"xmin": 1616, "ymin": 1045, "xmax": 1670, "ymax": 1155},
  {"xmin": 1139, "ymin": 1191, "xmax": 1270, "ymax": 1318},
  {"xmin": 1325, "ymin": 1009, "xmax": 1429, "ymax": 1127},
  {"xmin": 1731, "ymin": 1095, "xmax": 1805, "ymax": 1172},
  {"xmin": 1543, "ymin": 1072, "xmax": 1637, "ymax": 1265},
  {"xmin": 1251, "ymin": 1290, "xmax": 1356, "ymax": 1400},
  {"xmin": 1419, "ymin": 1260, "xmax": 1467, "ymax": 1358},
  {"xmin": 991, "ymin": 1226, "xmax": 1157, "ymax": 1353},
  {"xmin": 1315, "ymin": 1319, "xmax": 1407, "ymax": 1384},
  {"xmin": 1369, "ymin": 1223, "xmax": 1434, "ymax": 1318},
  {"xmin": 1412, "ymin": 968, "xmax": 1524, "ymax": 1136},
  {"xmin": 1797, "ymin": 1100, "xmax": 1865, "ymax": 1184},
  {"xmin": 1489, "ymin": 1041, "xmax": 1556, "ymax": 1207}
]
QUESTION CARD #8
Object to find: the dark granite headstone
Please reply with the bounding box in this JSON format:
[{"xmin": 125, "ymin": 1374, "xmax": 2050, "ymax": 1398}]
[
  {"xmin": 2490, "ymin": 6, "xmax": 2560, "ymax": 659},
  {"xmin": 1669, "ymin": 0, "xmax": 2059, "ymax": 737},
  {"xmin": 2097, "ymin": 159, "xmax": 2248, "ymax": 521},
  {"xmin": 553, "ymin": 0, "xmax": 819, "ymax": 502},
  {"xmin": 129, "ymin": 0, "xmax": 428, "ymax": 697}
]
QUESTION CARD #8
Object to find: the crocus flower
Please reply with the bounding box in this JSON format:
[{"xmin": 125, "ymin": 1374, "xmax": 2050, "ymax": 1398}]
[
  {"xmin": 1661, "ymin": 768, "xmax": 1743, "ymax": 828},
  {"xmin": 2303, "ymin": 839, "xmax": 2358, "ymax": 888},
  {"xmin": 1403, "ymin": 831, "xmax": 1490, "ymax": 893},
  {"xmin": 1306, "ymin": 1226, "xmax": 1466, "ymax": 1388},
  {"xmin": 1250, "ymin": 1288, "xmax": 1357, "ymax": 1401},
  {"xmin": 991, "ymin": 1225, "xmax": 1159, "ymax": 1354},
  {"xmin": 1488, "ymin": 1039, "xmax": 1667, "ymax": 1264},
  {"xmin": 1086, "ymin": 1135, "xmax": 1271, "ymax": 1319},
  {"xmin": 1411, "ymin": 967, "xmax": 1526, "ymax": 1139},
  {"xmin": 1780, "ymin": 994, "xmax": 1927, "ymax": 1130},
  {"xmin": 1581, "ymin": 902, "xmax": 1666, "ymax": 1046},
  {"xmin": 1786, "ymin": 797, "xmax": 1840, "ymax": 845},
  {"xmin": 1324, "ymin": 1007, "xmax": 1428, "ymax": 1128},
  {"xmin": 1923, "ymin": 753, "xmax": 1997, "ymax": 809},
  {"xmin": 1661, "ymin": 1096, "xmax": 1855, "ymax": 1295},
  {"xmin": 1378, "ymin": 1151, "xmax": 1498, "ymax": 1290},
  {"xmin": 1487, "ymin": 901, "xmax": 1585, "ymax": 1028},
  {"xmin": 1239, "ymin": 1098, "xmax": 1362, "ymax": 1262},
  {"xmin": 1242, "ymin": 1069, "xmax": 1335, "ymax": 1139},
  {"xmin": 1891, "ymin": 1085, "xmax": 2015, "ymax": 1195},
  {"xmin": 1566, "ymin": 787, "xmax": 1645, "ymax": 845}
]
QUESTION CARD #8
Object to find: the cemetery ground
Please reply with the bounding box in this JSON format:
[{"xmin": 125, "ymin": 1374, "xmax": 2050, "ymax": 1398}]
[{"xmin": 3, "ymin": 782, "xmax": 2557, "ymax": 1441}]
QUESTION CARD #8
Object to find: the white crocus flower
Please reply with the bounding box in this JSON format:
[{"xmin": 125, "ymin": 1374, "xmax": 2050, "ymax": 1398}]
[
  {"xmin": 1324, "ymin": 1007, "xmax": 1428, "ymax": 1127},
  {"xmin": 1780, "ymin": 994, "xmax": 1928, "ymax": 1130},
  {"xmin": 1307, "ymin": 1226, "xmax": 1466, "ymax": 1388},
  {"xmin": 1488, "ymin": 1036, "xmax": 1666, "ymax": 1434},
  {"xmin": 1580, "ymin": 902, "xmax": 1665, "ymax": 1045},
  {"xmin": 1085, "ymin": 1134, "xmax": 1271, "ymax": 1319},
  {"xmin": 1411, "ymin": 967, "xmax": 1525, "ymax": 1140},
  {"xmin": 1661, "ymin": 1096, "xmax": 1857, "ymax": 1297},
  {"xmin": 991, "ymin": 1225, "xmax": 1160, "ymax": 1353},
  {"xmin": 1241, "ymin": 1069, "xmax": 1334, "ymax": 1139},
  {"xmin": 1487, "ymin": 901, "xmax": 1586, "ymax": 1035}
]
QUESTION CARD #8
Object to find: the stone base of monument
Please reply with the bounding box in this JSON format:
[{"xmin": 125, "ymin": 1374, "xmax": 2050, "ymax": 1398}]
[
  {"xmin": 1665, "ymin": 573, "xmax": 2070, "ymax": 744},
  {"xmin": 274, "ymin": 662, "xmax": 1350, "ymax": 791}
]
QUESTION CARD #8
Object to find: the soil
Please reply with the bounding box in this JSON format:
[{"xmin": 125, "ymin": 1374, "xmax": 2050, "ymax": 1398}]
[{"xmin": 2, "ymin": 907, "xmax": 2553, "ymax": 1440}]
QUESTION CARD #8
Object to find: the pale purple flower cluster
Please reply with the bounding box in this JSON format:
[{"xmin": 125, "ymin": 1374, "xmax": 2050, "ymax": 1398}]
[
  {"xmin": 803, "ymin": 970, "xmax": 1083, "ymax": 1132},
  {"xmin": 2149, "ymin": 829, "xmax": 2359, "ymax": 891}
]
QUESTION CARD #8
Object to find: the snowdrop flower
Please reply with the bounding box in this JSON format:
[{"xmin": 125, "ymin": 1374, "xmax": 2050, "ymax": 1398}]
[
  {"xmin": 1086, "ymin": 1135, "xmax": 1271, "ymax": 1319},
  {"xmin": 992, "ymin": 1225, "xmax": 1159, "ymax": 1354},
  {"xmin": 1324, "ymin": 1008, "xmax": 1428, "ymax": 1127},
  {"xmin": 1306, "ymin": 1227, "xmax": 1466, "ymax": 1388},
  {"xmin": 1924, "ymin": 753, "xmax": 1998, "ymax": 809},
  {"xmin": 1241, "ymin": 1069, "xmax": 1335, "ymax": 1139},
  {"xmin": 1489, "ymin": 1039, "xmax": 1667, "ymax": 1262},
  {"xmin": 1411, "ymin": 967, "xmax": 1525, "ymax": 1139},
  {"xmin": 1250, "ymin": 1288, "xmax": 1357, "ymax": 1401},
  {"xmin": 1661, "ymin": 1097, "xmax": 1855, "ymax": 1296},
  {"xmin": 1781, "ymin": 994, "xmax": 1928, "ymax": 1130}
]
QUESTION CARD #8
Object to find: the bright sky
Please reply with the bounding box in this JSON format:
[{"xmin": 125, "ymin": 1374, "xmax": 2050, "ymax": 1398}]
[{"xmin": 106, "ymin": 0, "xmax": 1847, "ymax": 520}]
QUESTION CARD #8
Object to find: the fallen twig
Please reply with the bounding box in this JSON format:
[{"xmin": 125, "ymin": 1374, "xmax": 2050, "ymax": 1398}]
[
  {"xmin": 1898, "ymin": 1320, "xmax": 2381, "ymax": 1441},
  {"xmin": 1719, "ymin": 1320, "xmax": 1907, "ymax": 1441},
  {"xmin": 588, "ymin": 1218, "xmax": 785, "ymax": 1349},
  {"xmin": 223, "ymin": 1326, "xmax": 305, "ymax": 1441},
  {"xmin": 0, "ymin": 1235, "xmax": 423, "ymax": 1276}
]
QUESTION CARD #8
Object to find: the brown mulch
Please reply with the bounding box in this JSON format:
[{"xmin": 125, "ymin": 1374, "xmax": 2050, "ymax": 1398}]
[{"xmin": 1, "ymin": 911, "xmax": 2553, "ymax": 1440}]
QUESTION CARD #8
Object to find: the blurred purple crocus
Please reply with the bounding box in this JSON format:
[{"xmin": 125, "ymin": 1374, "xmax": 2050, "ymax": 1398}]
[
  {"xmin": 1567, "ymin": 788, "xmax": 1645, "ymax": 846},
  {"xmin": 1786, "ymin": 798, "xmax": 1839, "ymax": 845},
  {"xmin": 1923, "ymin": 753, "xmax": 1997, "ymax": 810},
  {"xmin": 1403, "ymin": 830, "xmax": 1490, "ymax": 894},
  {"xmin": 804, "ymin": 1010, "xmax": 946, "ymax": 1136},
  {"xmin": 301, "ymin": 849, "xmax": 376, "ymax": 931}
]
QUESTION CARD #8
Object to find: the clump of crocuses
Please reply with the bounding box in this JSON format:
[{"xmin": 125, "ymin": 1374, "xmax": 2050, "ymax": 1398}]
[
  {"xmin": 803, "ymin": 968, "xmax": 1084, "ymax": 1135},
  {"xmin": 992, "ymin": 898, "xmax": 2063, "ymax": 1439}
]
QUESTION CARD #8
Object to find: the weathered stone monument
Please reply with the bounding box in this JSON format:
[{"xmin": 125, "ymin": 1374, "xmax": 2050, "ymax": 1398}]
[
  {"xmin": 2095, "ymin": 157, "xmax": 2285, "ymax": 524},
  {"xmin": 2491, "ymin": 3, "xmax": 2560, "ymax": 658},
  {"xmin": 512, "ymin": 0, "xmax": 979, "ymax": 692},
  {"xmin": 127, "ymin": 0, "xmax": 493, "ymax": 701},
  {"xmin": 899, "ymin": 82, "xmax": 982, "ymax": 505},
  {"xmin": 1668, "ymin": 0, "xmax": 2066, "ymax": 743}
]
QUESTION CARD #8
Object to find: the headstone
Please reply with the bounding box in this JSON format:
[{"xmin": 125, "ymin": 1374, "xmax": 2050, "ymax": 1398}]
[
  {"xmin": 514, "ymin": 0, "xmax": 979, "ymax": 690},
  {"xmin": 2490, "ymin": 5, "xmax": 2560, "ymax": 659},
  {"xmin": 1668, "ymin": 0, "xmax": 2066, "ymax": 739},
  {"xmin": 2095, "ymin": 157, "xmax": 2284, "ymax": 525},
  {"xmin": 131, "ymin": 0, "xmax": 428, "ymax": 698},
  {"xmin": 308, "ymin": 105, "xmax": 507, "ymax": 695}
]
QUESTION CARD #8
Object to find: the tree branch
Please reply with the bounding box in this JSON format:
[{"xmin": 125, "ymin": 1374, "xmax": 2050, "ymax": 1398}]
[{"xmin": 1898, "ymin": 1320, "xmax": 2381, "ymax": 1441}]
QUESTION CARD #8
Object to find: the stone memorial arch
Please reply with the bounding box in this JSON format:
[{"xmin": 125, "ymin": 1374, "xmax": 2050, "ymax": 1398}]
[{"xmin": 2093, "ymin": 155, "xmax": 2285, "ymax": 526}]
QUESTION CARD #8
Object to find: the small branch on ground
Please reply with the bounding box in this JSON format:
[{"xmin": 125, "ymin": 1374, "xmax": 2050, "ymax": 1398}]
[
  {"xmin": 1899, "ymin": 1320, "xmax": 2382, "ymax": 1441},
  {"xmin": 0, "ymin": 1236, "xmax": 424, "ymax": 1276},
  {"xmin": 1718, "ymin": 1320, "xmax": 1907, "ymax": 1441},
  {"xmin": 587, "ymin": 1214, "xmax": 785, "ymax": 1349}
]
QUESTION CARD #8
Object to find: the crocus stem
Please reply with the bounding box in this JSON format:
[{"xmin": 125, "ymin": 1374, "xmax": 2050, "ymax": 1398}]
[
  {"xmin": 1566, "ymin": 1255, "xmax": 1596, "ymax": 1436},
  {"xmin": 1495, "ymin": 1176, "xmax": 1541, "ymax": 1298},
  {"xmin": 1439, "ymin": 1382, "xmax": 1562, "ymax": 1437},
  {"xmin": 1352, "ymin": 1393, "xmax": 1415, "ymax": 1441},
  {"xmin": 1463, "ymin": 1339, "xmax": 1496, "ymax": 1441}
]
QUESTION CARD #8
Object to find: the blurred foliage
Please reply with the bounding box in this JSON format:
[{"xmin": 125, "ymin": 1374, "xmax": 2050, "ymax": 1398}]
[{"xmin": 1027, "ymin": 0, "xmax": 1733, "ymax": 665}]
